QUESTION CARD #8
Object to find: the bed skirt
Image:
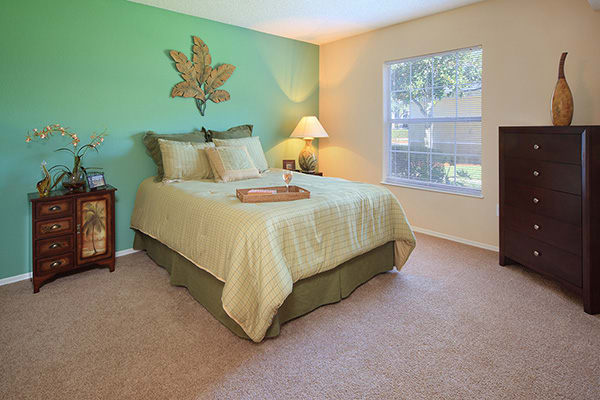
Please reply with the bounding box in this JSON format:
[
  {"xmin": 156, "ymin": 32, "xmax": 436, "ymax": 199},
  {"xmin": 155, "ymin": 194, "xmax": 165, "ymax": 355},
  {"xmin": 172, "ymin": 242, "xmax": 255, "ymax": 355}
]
[{"xmin": 133, "ymin": 231, "xmax": 395, "ymax": 340}]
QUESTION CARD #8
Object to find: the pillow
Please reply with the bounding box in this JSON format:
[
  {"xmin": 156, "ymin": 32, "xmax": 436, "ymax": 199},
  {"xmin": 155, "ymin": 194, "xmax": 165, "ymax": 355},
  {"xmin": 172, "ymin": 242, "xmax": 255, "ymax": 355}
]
[
  {"xmin": 143, "ymin": 130, "xmax": 205, "ymax": 178},
  {"xmin": 213, "ymin": 136, "xmax": 269, "ymax": 173},
  {"xmin": 205, "ymin": 146, "xmax": 260, "ymax": 182},
  {"xmin": 204, "ymin": 124, "xmax": 253, "ymax": 142},
  {"xmin": 158, "ymin": 139, "xmax": 215, "ymax": 181}
]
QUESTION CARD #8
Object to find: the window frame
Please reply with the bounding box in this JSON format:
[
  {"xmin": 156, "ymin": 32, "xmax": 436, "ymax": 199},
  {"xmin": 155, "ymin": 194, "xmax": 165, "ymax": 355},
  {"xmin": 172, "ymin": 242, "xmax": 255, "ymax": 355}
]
[{"xmin": 382, "ymin": 46, "xmax": 483, "ymax": 198}]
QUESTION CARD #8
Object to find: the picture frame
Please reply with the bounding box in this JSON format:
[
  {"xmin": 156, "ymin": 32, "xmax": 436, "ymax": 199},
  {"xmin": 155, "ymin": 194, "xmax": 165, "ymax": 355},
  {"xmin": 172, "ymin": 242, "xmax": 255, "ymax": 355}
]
[
  {"xmin": 86, "ymin": 172, "xmax": 106, "ymax": 190},
  {"xmin": 283, "ymin": 159, "xmax": 296, "ymax": 170}
]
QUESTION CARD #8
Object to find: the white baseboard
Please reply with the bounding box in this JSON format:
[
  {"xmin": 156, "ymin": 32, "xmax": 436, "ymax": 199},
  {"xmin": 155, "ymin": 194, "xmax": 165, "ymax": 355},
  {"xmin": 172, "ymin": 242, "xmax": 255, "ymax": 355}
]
[
  {"xmin": 412, "ymin": 226, "xmax": 499, "ymax": 252},
  {"xmin": 0, "ymin": 248, "xmax": 140, "ymax": 287},
  {"xmin": 0, "ymin": 272, "xmax": 33, "ymax": 287}
]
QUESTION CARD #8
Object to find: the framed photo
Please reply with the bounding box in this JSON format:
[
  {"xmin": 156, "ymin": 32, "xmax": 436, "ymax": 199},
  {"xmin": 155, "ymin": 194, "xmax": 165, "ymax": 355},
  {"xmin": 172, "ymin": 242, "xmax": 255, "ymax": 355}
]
[
  {"xmin": 86, "ymin": 172, "xmax": 106, "ymax": 190},
  {"xmin": 283, "ymin": 160, "xmax": 296, "ymax": 170}
]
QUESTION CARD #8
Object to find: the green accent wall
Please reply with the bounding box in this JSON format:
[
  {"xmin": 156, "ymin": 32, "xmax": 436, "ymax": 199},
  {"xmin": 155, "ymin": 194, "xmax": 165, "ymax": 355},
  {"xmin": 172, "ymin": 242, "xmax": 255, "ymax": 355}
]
[{"xmin": 0, "ymin": 0, "xmax": 319, "ymax": 280}]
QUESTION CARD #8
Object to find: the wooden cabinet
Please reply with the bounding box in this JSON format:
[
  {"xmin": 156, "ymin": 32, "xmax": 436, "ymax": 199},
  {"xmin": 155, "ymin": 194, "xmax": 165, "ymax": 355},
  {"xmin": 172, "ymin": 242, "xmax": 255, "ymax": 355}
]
[
  {"xmin": 29, "ymin": 186, "xmax": 116, "ymax": 293},
  {"xmin": 499, "ymin": 126, "xmax": 599, "ymax": 314}
]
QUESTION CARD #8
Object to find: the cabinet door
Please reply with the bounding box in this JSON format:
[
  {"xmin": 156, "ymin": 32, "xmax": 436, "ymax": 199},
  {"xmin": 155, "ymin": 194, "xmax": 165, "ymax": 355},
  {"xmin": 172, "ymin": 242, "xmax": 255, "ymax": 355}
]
[{"xmin": 76, "ymin": 192, "xmax": 113, "ymax": 265}]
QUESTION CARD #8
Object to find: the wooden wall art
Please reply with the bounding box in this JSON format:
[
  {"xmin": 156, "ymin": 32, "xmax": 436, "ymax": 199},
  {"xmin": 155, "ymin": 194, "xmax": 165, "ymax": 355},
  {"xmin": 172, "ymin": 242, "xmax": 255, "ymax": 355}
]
[{"xmin": 169, "ymin": 36, "xmax": 235, "ymax": 116}]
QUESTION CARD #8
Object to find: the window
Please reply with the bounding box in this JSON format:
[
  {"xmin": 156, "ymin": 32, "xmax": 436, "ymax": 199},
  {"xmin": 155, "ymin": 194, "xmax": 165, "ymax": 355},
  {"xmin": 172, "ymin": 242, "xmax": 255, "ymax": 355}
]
[{"xmin": 383, "ymin": 46, "xmax": 482, "ymax": 196}]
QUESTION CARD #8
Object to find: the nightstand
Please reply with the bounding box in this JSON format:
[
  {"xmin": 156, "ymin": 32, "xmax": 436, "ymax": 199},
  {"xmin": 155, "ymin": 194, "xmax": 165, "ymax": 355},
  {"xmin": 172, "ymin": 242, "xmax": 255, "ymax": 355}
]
[
  {"xmin": 294, "ymin": 170, "xmax": 323, "ymax": 176},
  {"xmin": 28, "ymin": 185, "xmax": 117, "ymax": 293}
]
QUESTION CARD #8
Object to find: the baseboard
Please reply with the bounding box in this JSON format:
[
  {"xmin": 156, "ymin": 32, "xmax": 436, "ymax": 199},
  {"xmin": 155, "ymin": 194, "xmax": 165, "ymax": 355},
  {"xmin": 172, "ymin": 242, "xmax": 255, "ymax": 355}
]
[
  {"xmin": 412, "ymin": 226, "xmax": 499, "ymax": 252},
  {"xmin": 0, "ymin": 248, "xmax": 140, "ymax": 287}
]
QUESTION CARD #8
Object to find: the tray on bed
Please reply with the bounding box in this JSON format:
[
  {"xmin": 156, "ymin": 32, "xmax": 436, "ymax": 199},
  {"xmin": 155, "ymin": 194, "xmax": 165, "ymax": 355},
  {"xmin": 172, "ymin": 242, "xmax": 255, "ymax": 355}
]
[{"xmin": 236, "ymin": 186, "xmax": 310, "ymax": 203}]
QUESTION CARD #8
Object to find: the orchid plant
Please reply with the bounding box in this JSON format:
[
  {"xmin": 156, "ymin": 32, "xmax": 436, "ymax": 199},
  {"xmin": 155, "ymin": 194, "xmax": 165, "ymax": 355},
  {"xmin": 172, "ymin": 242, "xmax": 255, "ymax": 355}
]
[{"xmin": 26, "ymin": 123, "xmax": 106, "ymax": 191}]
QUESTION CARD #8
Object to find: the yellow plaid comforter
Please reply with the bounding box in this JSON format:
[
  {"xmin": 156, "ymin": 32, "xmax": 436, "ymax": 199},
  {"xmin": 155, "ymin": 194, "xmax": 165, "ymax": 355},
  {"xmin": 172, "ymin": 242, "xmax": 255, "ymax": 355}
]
[{"xmin": 130, "ymin": 170, "xmax": 416, "ymax": 342}]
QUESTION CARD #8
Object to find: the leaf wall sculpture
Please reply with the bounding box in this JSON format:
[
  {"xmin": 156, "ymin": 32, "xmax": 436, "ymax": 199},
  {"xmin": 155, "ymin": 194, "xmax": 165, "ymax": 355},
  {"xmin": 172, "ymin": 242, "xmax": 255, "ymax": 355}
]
[{"xmin": 169, "ymin": 36, "xmax": 235, "ymax": 116}]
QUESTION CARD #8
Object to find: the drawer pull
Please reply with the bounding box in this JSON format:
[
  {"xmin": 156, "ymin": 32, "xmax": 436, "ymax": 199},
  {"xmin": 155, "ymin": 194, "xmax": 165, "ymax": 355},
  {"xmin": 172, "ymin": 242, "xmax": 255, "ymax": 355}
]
[
  {"xmin": 49, "ymin": 205, "xmax": 62, "ymax": 212},
  {"xmin": 50, "ymin": 260, "xmax": 62, "ymax": 268},
  {"xmin": 533, "ymin": 250, "xmax": 540, "ymax": 257},
  {"xmin": 532, "ymin": 197, "xmax": 539, "ymax": 204},
  {"xmin": 533, "ymin": 224, "xmax": 540, "ymax": 230},
  {"xmin": 533, "ymin": 144, "xmax": 540, "ymax": 150},
  {"xmin": 50, "ymin": 224, "xmax": 61, "ymax": 230},
  {"xmin": 533, "ymin": 170, "xmax": 540, "ymax": 177},
  {"xmin": 49, "ymin": 243, "xmax": 62, "ymax": 249}
]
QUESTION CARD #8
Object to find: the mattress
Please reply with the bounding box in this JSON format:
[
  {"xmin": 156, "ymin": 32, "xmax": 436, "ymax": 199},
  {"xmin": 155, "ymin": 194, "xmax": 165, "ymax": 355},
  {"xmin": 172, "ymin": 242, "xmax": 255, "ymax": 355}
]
[{"xmin": 130, "ymin": 170, "xmax": 416, "ymax": 341}]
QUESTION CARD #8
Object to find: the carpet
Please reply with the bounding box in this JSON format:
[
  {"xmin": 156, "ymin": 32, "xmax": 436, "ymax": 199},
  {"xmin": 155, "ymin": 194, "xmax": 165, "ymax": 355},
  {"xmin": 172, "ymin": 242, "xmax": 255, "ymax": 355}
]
[{"xmin": 1, "ymin": 233, "xmax": 599, "ymax": 399}]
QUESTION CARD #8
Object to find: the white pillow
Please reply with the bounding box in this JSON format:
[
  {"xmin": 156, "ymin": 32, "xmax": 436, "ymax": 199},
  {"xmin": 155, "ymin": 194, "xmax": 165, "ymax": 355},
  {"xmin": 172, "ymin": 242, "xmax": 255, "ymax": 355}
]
[
  {"xmin": 213, "ymin": 136, "xmax": 269, "ymax": 173},
  {"xmin": 158, "ymin": 139, "xmax": 215, "ymax": 180}
]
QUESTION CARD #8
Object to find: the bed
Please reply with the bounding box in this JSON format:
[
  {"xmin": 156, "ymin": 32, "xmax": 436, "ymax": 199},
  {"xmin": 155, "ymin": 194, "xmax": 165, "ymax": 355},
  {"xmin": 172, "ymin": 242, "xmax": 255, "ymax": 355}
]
[{"xmin": 130, "ymin": 170, "xmax": 416, "ymax": 342}]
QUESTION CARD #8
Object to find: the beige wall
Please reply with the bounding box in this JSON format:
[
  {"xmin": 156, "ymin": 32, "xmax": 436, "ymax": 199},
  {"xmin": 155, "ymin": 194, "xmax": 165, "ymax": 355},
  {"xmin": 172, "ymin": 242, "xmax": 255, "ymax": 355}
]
[{"xmin": 319, "ymin": 0, "xmax": 600, "ymax": 248}]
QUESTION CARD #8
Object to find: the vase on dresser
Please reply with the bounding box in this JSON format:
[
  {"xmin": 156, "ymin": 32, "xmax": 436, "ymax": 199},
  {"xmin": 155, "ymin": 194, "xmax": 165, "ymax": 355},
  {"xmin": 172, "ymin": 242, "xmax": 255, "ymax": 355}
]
[
  {"xmin": 499, "ymin": 126, "xmax": 599, "ymax": 314},
  {"xmin": 551, "ymin": 52, "xmax": 574, "ymax": 126}
]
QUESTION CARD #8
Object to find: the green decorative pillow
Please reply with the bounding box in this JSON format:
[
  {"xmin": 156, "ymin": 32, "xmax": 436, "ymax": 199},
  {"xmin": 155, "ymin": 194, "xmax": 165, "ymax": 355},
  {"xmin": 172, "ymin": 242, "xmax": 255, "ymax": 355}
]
[
  {"xmin": 143, "ymin": 130, "xmax": 205, "ymax": 178},
  {"xmin": 204, "ymin": 124, "xmax": 253, "ymax": 142},
  {"xmin": 213, "ymin": 136, "xmax": 269, "ymax": 173},
  {"xmin": 158, "ymin": 139, "xmax": 215, "ymax": 181},
  {"xmin": 205, "ymin": 146, "xmax": 260, "ymax": 182}
]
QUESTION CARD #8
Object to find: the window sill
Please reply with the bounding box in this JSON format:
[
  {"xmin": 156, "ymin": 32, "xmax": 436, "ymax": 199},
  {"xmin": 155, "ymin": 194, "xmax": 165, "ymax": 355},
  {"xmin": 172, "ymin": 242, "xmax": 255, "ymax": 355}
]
[{"xmin": 380, "ymin": 179, "xmax": 483, "ymax": 198}]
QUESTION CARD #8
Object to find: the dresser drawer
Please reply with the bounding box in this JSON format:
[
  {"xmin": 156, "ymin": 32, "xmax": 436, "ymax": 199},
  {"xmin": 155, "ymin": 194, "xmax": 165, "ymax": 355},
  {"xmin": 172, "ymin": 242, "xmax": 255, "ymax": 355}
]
[
  {"xmin": 504, "ymin": 158, "xmax": 581, "ymax": 195},
  {"xmin": 35, "ymin": 199, "xmax": 73, "ymax": 219},
  {"xmin": 503, "ymin": 205, "xmax": 581, "ymax": 255},
  {"xmin": 35, "ymin": 235, "xmax": 74, "ymax": 258},
  {"xmin": 504, "ymin": 229, "xmax": 582, "ymax": 287},
  {"xmin": 502, "ymin": 132, "xmax": 581, "ymax": 164},
  {"xmin": 35, "ymin": 253, "xmax": 74, "ymax": 275},
  {"xmin": 504, "ymin": 182, "xmax": 581, "ymax": 225},
  {"xmin": 35, "ymin": 217, "xmax": 73, "ymax": 238}
]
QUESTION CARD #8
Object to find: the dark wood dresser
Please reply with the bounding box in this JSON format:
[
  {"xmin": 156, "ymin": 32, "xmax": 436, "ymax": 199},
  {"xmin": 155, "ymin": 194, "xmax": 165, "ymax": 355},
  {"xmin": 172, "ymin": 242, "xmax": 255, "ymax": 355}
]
[
  {"xmin": 499, "ymin": 126, "xmax": 599, "ymax": 314},
  {"xmin": 29, "ymin": 186, "xmax": 117, "ymax": 293}
]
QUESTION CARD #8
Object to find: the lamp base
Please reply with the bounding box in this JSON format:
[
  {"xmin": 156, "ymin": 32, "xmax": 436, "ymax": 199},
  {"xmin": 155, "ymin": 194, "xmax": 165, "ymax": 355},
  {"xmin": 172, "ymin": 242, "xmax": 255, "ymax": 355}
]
[{"xmin": 298, "ymin": 138, "xmax": 317, "ymax": 172}]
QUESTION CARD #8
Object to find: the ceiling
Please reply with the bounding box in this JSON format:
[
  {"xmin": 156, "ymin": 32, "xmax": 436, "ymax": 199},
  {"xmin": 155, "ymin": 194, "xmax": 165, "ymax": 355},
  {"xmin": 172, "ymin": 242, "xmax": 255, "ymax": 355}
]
[{"xmin": 130, "ymin": 0, "xmax": 487, "ymax": 44}]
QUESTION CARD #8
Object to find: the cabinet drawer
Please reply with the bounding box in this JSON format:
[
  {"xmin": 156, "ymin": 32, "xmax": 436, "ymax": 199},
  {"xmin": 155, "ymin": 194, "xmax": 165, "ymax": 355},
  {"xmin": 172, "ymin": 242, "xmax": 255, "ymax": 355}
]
[
  {"xmin": 36, "ymin": 253, "xmax": 74, "ymax": 275},
  {"xmin": 504, "ymin": 229, "xmax": 582, "ymax": 287},
  {"xmin": 504, "ymin": 158, "xmax": 581, "ymax": 195},
  {"xmin": 502, "ymin": 132, "xmax": 581, "ymax": 164},
  {"xmin": 504, "ymin": 182, "xmax": 581, "ymax": 225},
  {"xmin": 35, "ymin": 199, "xmax": 72, "ymax": 219},
  {"xmin": 503, "ymin": 205, "xmax": 581, "ymax": 255},
  {"xmin": 35, "ymin": 235, "xmax": 74, "ymax": 258},
  {"xmin": 35, "ymin": 217, "xmax": 73, "ymax": 238}
]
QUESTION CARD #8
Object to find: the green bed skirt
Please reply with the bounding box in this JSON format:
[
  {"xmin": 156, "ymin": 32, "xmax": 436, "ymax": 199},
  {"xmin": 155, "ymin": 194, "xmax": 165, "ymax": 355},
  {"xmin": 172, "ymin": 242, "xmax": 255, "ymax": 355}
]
[{"xmin": 133, "ymin": 231, "xmax": 395, "ymax": 340}]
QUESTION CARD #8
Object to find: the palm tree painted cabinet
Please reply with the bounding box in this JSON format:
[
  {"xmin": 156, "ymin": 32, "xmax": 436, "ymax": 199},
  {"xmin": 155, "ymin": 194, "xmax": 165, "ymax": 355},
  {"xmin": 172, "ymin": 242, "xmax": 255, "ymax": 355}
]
[{"xmin": 29, "ymin": 185, "xmax": 116, "ymax": 293}]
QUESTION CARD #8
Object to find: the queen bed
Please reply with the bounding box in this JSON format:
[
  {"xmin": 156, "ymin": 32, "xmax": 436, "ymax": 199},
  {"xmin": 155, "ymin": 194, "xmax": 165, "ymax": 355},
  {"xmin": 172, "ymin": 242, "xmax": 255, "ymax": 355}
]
[{"xmin": 130, "ymin": 169, "xmax": 416, "ymax": 342}]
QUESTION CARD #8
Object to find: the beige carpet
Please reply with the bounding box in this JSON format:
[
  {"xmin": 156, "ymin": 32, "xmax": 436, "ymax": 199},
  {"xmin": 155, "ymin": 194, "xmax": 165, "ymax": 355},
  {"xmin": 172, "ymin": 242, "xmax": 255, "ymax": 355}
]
[{"xmin": 1, "ymin": 233, "xmax": 599, "ymax": 400}]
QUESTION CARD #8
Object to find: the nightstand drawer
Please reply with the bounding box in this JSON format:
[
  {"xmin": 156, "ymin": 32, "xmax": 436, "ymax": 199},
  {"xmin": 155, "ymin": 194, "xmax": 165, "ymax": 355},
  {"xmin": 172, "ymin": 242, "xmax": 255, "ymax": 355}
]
[
  {"xmin": 35, "ymin": 199, "xmax": 73, "ymax": 219},
  {"xmin": 35, "ymin": 217, "xmax": 73, "ymax": 238},
  {"xmin": 35, "ymin": 235, "xmax": 74, "ymax": 258},
  {"xmin": 504, "ymin": 158, "xmax": 581, "ymax": 195},
  {"xmin": 36, "ymin": 253, "xmax": 74, "ymax": 275}
]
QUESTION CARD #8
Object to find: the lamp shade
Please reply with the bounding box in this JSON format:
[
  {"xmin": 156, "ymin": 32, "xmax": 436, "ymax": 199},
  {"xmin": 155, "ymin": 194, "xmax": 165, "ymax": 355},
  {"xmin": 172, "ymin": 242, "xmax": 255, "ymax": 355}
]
[{"xmin": 290, "ymin": 116, "xmax": 329, "ymax": 139}]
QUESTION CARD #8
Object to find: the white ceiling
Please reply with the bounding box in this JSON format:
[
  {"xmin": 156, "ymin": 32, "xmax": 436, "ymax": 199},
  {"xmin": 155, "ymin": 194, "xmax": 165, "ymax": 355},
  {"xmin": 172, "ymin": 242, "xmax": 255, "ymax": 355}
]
[{"xmin": 130, "ymin": 0, "xmax": 486, "ymax": 44}]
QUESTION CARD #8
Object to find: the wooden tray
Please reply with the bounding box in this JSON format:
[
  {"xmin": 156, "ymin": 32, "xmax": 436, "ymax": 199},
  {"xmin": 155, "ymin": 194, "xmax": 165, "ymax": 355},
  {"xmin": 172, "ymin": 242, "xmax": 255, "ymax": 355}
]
[{"xmin": 236, "ymin": 186, "xmax": 310, "ymax": 203}]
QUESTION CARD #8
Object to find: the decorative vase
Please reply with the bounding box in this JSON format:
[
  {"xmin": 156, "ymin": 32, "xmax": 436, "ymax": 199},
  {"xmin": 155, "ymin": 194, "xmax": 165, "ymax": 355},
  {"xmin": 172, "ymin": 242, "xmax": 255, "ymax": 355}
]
[
  {"xmin": 551, "ymin": 52, "xmax": 574, "ymax": 126},
  {"xmin": 298, "ymin": 138, "xmax": 318, "ymax": 172},
  {"xmin": 62, "ymin": 169, "xmax": 86, "ymax": 191}
]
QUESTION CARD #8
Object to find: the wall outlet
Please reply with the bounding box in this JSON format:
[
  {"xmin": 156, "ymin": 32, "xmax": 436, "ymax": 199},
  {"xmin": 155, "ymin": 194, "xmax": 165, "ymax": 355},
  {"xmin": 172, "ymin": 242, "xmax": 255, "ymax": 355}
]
[{"xmin": 496, "ymin": 204, "xmax": 499, "ymax": 217}]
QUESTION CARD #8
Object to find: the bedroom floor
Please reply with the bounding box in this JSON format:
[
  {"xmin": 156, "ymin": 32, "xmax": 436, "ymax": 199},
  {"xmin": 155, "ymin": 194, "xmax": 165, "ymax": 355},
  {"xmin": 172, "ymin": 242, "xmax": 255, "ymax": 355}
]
[{"xmin": 1, "ymin": 233, "xmax": 599, "ymax": 400}]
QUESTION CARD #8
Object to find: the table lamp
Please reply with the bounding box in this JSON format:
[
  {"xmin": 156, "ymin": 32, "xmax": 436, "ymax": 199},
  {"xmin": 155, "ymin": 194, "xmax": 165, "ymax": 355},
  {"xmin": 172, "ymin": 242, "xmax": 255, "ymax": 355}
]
[{"xmin": 290, "ymin": 116, "xmax": 329, "ymax": 172}]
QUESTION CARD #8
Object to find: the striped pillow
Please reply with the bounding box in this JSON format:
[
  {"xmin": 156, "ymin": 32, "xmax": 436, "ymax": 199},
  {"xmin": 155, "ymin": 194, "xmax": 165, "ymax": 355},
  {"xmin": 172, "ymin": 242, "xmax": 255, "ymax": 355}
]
[
  {"xmin": 213, "ymin": 136, "xmax": 269, "ymax": 173},
  {"xmin": 158, "ymin": 139, "xmax": 215, "ymax": 181},
  {"xmin": 205, "ymin": 146, "xmax": 260, "ymax": 182}
]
